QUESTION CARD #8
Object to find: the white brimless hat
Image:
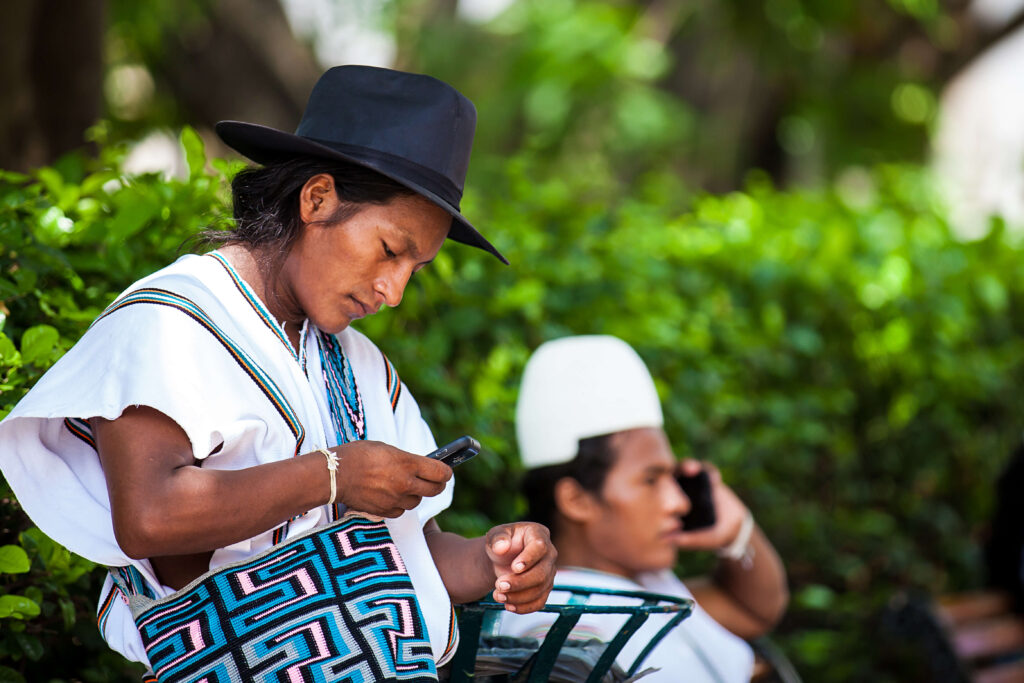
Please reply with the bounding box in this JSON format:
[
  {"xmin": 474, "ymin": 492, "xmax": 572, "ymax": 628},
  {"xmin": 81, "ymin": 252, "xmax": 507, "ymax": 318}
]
[{"xmin": 515, "ymin": 335, "xmax": 664, "ymax": 469}]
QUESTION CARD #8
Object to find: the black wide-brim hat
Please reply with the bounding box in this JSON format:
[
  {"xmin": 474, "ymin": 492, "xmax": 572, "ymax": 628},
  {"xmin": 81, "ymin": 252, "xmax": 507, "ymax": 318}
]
[{"xmin": 215, "ymin": 65, "xmax": 507, "ymax": 264}]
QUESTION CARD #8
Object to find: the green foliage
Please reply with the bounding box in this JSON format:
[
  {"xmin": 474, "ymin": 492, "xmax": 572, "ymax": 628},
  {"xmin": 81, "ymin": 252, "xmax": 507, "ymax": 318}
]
[
  {"xmin": 400, "ymin": 0, "xmax": 957, "ymax": 190},
  {"xmin": 99, "ymin": 0, "xmax": 957, "ymax": 192},
  {"xmin": 362, "ymin": 157, "xmax": 1024, "ymax": 681},
  {"xmin": 3, "ymin": 133, "xmax": 1023, "ymax": 679}
]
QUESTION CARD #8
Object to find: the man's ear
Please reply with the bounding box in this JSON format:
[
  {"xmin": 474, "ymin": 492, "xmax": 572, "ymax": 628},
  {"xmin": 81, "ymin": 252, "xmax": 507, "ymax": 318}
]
[
  {"xmin": 554, "ymin": 476, "xmax": 600, "ymax": 523},
  {"xmin": 298, "ymin": 173, "xmax": 338, "ymax": 223}
]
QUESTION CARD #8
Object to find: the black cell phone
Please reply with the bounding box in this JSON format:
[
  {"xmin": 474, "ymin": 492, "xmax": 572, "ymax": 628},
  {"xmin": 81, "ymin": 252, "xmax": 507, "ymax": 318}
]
[
  {"xmin": 426, "ymin": 435, "xmax": 481, "ymax": 467},
  {"xmin": 677, "ymin": 470, "xmax": 717, "ymax": 530}
]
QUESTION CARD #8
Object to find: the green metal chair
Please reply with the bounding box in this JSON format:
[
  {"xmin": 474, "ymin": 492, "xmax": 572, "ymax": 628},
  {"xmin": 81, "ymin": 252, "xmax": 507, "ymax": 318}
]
[{"xmin": 448, "ymin": 585, "xmax": 694, "ymax": 683}]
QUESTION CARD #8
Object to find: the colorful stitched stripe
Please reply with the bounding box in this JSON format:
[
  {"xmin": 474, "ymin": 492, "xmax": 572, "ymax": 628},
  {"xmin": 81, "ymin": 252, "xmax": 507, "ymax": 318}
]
[
  {"xmin": 316, "ymin": 330, "xmax": 368, "ymax": 525},
  {"xmin": 443, "ymin": 603, "xmax": 460, "ymax": 661},
  {"xmin": 95, "ymin": 287, "xmax": 305, "ymax": 456},
  {"xmin": 208, "ymin": 252, "xmax": 301, "ymax": 365},
  {"xmin": 141, "ymin": 674, "xmax": 158, "ymax": 683},
  {"xmin": 63, "ymin": 417, "xmax": 96, "ymax": 450},
  {"xmin": 96, "ymin": 580, "xmax": 119, "ymax": 634},
  {"xmin": 382, "ymin": 351, "xmax": 402, "ymax": 412},
  {"xmin": 210, "ymin": 253, "xmax": 313, "ymax": 545},
  {"xmin": 318, "ymin": 330, "xmax": 366, "ymax": 443}
]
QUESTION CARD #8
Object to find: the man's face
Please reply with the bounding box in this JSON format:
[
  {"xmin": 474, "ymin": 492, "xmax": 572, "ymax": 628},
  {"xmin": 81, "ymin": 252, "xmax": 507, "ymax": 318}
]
[{"xmin": 578, "ymin": 427, "xmax": 690, "ymax": 578}]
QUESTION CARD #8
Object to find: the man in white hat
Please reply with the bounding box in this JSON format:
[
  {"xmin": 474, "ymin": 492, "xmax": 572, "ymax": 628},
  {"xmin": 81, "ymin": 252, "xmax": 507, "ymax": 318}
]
[{"xmin": 502, "ymin": 335, "xmax": 789, "ymax": 682}]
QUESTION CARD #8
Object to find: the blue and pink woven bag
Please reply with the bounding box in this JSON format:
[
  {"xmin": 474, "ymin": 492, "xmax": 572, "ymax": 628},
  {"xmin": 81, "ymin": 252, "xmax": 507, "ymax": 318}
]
[{"xmin": 110, "ymin": 513, "xmax": 439, "ymax": 682}]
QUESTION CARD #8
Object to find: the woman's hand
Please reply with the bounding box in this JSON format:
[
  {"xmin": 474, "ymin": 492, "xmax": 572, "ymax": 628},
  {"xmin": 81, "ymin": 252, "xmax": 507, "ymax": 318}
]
[
  {"xmin": 673, "ymin": 459, "xmax": 749, "ymax": 552},
  {"xmin": 333, "ymin": 441, "xmax": 452, "ymax": 518},
  {"xmin": 485, "ymin": 522, "xmax": 558, "ymax": 614}
]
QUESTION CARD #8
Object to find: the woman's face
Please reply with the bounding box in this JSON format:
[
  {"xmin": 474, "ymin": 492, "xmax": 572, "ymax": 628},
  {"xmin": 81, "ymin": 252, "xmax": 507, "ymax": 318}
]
[
  {"xmin": 276, "ymin": 184, "xmax": 450, "ymax": 334},
  {"xmin": 577, "ymin": 427, "xmax": 690, "ymax": 577}
]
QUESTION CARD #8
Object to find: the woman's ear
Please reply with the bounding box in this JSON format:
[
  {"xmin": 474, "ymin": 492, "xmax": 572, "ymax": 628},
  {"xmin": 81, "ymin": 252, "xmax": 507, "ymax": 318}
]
[
  {"xmin": 298, "ymin": 173, "xmax": 337, "ymax": 223},
  {"xmin": 553, "ymin": 477, "xmax": 599, "ymax": 524}
]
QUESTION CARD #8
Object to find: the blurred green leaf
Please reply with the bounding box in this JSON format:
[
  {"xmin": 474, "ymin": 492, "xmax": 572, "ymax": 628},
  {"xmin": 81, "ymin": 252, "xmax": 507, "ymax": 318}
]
[
  {"xmin": 13, "ymin": 633, "xmax": 44, "ymax": 661},
  {"xmin": 0, "ymin": 546, "xmax": 31, "ymax": 574},
  {"xmin": 795, "ymin": 584, "xmax": 837, "ymax": 610},
  {"xmin": 0, "ymin": 595, "xmax": 41, "ymax": 620},
  {"xmin": 19, "ymin": 326, "xmax": 59, "ymax": 366},
  {"xmin": 180, "ymin": 126, "xmax": 206, "ymax": 179},
  {"xmin": 0, "ymin": 665, "xmax": 26, "ymax": 683}
]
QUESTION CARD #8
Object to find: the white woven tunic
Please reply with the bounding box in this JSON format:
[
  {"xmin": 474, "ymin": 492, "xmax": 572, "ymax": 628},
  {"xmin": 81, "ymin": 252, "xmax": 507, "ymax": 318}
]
[{"xmin": 0, "ymin": 252, "xmax": 458, "ymax": 668}]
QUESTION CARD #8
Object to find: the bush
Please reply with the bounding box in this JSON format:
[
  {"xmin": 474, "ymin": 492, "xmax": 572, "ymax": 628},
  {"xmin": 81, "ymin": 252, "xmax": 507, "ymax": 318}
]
[
  {"xmin": 2, "ymin": 132, "xmax": 1022, "ymax": 680},
  {"xmin": 0, "ymin": 129, "xmax": 236, "ymax": 681},
  {"xmin": 366, "ymin": 160, "xmax": 1024, "ymax": 682}
]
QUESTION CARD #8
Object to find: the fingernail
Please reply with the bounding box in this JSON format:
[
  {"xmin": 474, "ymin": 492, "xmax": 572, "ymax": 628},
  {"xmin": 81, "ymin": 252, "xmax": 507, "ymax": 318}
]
[
  {"xmin": 513, "ymin": 562, "xmax": 525, "ymax": 572},
  {"xmin": 506, "ymin": 604, "xmax": 517, "ymax": 613},
  {"xmin": 493, "ymin": 593, "xmax": 506, "ymax": 602},
  {"xmin": 499, "ymin": 581, "xmax": 510, "ymax": 591}
]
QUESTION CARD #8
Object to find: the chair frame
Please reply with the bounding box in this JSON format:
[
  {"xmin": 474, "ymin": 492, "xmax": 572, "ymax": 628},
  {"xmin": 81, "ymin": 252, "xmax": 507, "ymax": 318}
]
[{"xmin": 449, "ymin": 584, "xmax": 694, "ymax": 683}]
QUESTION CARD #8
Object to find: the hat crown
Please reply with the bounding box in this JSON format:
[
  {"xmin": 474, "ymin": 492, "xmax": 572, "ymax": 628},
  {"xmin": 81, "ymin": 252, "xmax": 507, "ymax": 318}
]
[
  {"xmin": 214, "ymin": 65, "xmax": 507, "ymax": 264},
  {"xmin": 516, "ymin": 335, "xmax": 664, "ymax": 469},
  {"xmin": 296, "ymin": 65, "xmax": 476, "ymax": 200}
]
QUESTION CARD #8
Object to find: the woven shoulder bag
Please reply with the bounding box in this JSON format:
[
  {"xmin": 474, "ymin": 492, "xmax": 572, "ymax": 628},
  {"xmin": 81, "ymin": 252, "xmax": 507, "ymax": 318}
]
[{"xmin": 109, "ymin": 513, "xmax": 440, "ymax": 682}]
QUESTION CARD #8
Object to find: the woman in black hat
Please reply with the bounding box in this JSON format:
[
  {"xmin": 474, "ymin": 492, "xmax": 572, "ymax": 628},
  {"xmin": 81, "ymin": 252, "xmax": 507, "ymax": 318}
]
[{"xmin": 0, "ymin": 66, "xmax": 556, "ymax": 680}]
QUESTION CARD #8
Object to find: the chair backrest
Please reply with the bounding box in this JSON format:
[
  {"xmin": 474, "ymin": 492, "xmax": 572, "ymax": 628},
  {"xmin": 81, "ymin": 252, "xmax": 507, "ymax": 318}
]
[{"xmin": 449, "ymin": 584, "xmax": 694, "ymax": 683}]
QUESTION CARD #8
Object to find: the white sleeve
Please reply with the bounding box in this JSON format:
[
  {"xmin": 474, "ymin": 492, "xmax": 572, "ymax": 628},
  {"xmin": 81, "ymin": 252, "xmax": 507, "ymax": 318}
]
[
  {"xmin": 339, "ymin": 328, "xmax": 454, "ymax": 527},
  {"xmin": 0, "ymin": 301, "xmax": 265, "ymax": 565},
  {"xmin": 390, "ymin": 367, "xmax": 454, "ymax": 526}
]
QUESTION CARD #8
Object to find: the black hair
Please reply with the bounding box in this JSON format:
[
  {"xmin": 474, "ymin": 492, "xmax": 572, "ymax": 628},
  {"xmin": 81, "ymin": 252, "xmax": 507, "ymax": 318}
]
[
  {"xmin": 203, "ymin": 156, "xmax": 416, "ymax": 252},
  {"xmin": 521, "ymin": 433, "xmax": 619, "ymax": 538}
]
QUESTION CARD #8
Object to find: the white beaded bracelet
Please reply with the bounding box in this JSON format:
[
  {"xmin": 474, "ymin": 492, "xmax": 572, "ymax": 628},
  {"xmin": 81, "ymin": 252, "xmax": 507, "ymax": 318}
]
[
  {"xmin": 717, "ymin": 509, "xmax": 755, "ymax": 566},
  {"xmin": 317, "ymin": 447, "xmax": 339, "ymax": 505}
]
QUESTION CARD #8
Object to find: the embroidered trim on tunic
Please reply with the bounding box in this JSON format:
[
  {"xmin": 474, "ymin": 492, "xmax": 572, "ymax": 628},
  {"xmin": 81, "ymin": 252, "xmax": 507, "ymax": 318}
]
[
  {"xmin": 95, "ymin": 287, "xmax": 306, "ymax": 458},
  {"xmin": 382, "ymin": 351, "xmax": 403, "ymax": 412},
  {"xmin": 209, "ymin": 252, "xmax": 308, "ymax": 372},
  {"xmin": 63, "ymin": 417, "xmax": 96, "ymax": 450},
  {"xmin": 316, "ymin": 330, "xmax": 367, "ymax": 522},
  {"xmin": 96, "ymin": 580, "xmax": 119, "ymax": 635},
  {"xmin": 443, "ymin": 604, "xmax": 460, "ymax": 661}
]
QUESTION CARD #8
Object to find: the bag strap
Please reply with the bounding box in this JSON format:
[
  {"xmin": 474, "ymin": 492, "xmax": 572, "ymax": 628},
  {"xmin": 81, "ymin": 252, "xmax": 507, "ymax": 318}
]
[{"xmin": 107, "ymin": 565, "xmax": 157, "ymax": 617}]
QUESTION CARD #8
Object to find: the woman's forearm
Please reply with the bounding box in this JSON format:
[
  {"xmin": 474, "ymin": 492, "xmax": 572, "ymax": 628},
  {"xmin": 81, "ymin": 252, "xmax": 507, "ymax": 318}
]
[
  {"xmin": 93, "ymin": 407, "xmax": 329, "ymax": 558},
  {"xmin": 92, "ymin": 405, "xmax": 450, "ymax": 558},
  {"xmin": 423, "ymin": 520, "xmax": 496, "ymax": 604}
]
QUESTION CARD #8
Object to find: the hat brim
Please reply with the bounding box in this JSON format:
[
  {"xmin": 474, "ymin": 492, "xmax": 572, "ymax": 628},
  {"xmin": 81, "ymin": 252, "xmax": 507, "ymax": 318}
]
[{"xmin": 215, "ymin": 120, "xmax": 508, "ymax": 265}]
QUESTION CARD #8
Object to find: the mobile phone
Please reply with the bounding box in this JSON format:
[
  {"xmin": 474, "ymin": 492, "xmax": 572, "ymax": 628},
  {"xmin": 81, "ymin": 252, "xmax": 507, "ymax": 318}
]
[
  {"xmin": 426, "ymin": 435, "xmax": 481, "ymax": 467},
  {"xmin": 677, "ymin": 470, "xmax": 717, "ymax": 530}
]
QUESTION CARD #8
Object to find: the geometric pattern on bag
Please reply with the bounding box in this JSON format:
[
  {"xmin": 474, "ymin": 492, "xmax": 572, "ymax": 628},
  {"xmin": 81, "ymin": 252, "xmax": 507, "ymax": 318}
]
[{"xmin": 112, "ymin": 514, "xmax": 439, "ymax": 682}]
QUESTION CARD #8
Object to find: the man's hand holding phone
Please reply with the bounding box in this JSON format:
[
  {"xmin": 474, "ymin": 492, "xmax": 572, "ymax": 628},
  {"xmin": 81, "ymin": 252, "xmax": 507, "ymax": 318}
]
[{"xmin": 674, "ymin": 459, "xmax": 751, "ymax": 554}]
